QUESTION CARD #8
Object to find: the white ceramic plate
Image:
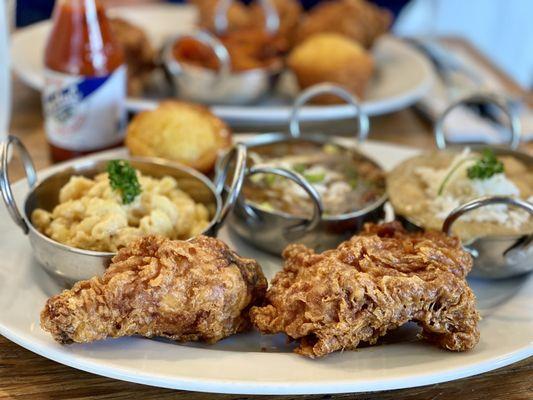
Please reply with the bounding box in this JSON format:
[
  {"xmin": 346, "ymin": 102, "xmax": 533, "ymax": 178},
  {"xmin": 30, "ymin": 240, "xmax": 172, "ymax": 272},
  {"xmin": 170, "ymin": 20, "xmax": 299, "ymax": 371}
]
[
  {"xmin": 0, "ymin": 137, "xmax": 531, "ymax": 395},
  {"xmin": 10, "ymin": 4, "xmax": 434, "ymax": 125}
]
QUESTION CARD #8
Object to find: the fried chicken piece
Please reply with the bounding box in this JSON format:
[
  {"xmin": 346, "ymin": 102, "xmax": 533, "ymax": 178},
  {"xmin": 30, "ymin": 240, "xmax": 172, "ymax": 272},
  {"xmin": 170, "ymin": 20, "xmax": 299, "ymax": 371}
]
[
  {"xmin": 251, "ymin": 222, "xmax": 480, "ymax": 358},
  {"xmin": 249, "ymin": 0, "xmax": 303, "ymax": 50},
  {"xmin": 109, "ymin": 18, "xmax": 156, "ymax": 96},
  {"xmin": 192, "ymin": 0, "xmax": 253, "ymax": 33},
  {"xmin": 41, "ymin": 235, "xmax": 267, "ymax": 344},
  {"xmin": 191, "ymin": 0, "xmax": 300, "ymax": 54},
  {"xmin": 296, "ymin": 0, "xmax": 392, "ymax": 48}
]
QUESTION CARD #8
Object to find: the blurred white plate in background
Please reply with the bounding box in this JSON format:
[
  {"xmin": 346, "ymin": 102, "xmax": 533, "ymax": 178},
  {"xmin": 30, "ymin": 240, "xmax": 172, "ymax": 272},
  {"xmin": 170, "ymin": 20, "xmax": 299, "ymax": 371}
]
[{"xmin": 10, "ymin": 3, "xmax": 434, "ymax": 125}]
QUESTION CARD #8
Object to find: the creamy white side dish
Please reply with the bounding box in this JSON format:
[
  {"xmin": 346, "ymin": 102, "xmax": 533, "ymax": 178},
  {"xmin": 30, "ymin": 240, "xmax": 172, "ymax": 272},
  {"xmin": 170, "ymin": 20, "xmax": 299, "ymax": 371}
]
[
  {"xmin": 415, "ymin": 149, "xmax": 532, "ymax": 229},
  {"xmin": 31, "ymin": 172, "xmax": 210, "ymax": 252},
  {"xmin": 387, "ymin": 149, "xmax": 533, "ymax": 242}
]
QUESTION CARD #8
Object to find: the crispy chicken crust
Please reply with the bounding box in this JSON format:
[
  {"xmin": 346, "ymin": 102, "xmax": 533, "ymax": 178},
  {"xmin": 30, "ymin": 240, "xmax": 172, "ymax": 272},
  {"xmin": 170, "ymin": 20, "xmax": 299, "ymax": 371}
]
[
  {"xmin": 251, "ymin": 222, "xmax": 480, "ymax": 358},
  {"xmin": 41, "ymin": 235, "xmax": 267, "ymax": 344},
  {"xmin": 295, "ymin": 0, "xmax": 391, "ymax": 48}
]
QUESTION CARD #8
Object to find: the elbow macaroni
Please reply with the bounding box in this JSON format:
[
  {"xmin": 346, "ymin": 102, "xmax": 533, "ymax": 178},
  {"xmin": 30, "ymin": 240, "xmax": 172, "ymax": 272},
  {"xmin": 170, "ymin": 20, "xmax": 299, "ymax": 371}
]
[{"xmin": 31, "ymin": 172, "xmax": 211, "ymax": 252}]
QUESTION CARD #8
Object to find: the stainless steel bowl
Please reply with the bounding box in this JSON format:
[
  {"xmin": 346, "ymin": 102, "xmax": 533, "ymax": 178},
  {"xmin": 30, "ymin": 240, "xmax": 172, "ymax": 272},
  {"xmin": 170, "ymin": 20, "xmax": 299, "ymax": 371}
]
[
  {"xmin": 0, "ymin": 137, "xmax": 247, "ymax": 283},
  {"xmin": 443, "ymin": 196, "xmax": 533, "ymax": 279},
  {"xmin": 162, "ymin": 0, "xmax": 282, "ymax": 105},
  {"xmin": 230, "ymin": 84, "xmax": 387, "ymax": 254},
  {"xmin": 402, "ymin": 94, "xmax": 533, "ymax": 279}
]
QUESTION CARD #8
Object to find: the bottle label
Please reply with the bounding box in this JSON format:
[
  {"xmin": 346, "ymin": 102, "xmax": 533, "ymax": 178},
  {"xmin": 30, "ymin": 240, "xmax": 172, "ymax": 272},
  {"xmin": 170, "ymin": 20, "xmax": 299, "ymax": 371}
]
[{"xmin": 42, "ymin": 66, "xmax": 127, "ymax": 151}]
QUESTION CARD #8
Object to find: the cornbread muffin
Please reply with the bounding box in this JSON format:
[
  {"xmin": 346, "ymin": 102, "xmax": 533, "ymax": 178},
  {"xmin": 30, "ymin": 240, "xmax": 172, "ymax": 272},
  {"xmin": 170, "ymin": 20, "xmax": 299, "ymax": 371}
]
[
  {"xmin": 288, "ymin": 33, "xmax": 374, "ymax": 103},
  {"xmin": 125, "ymin": 102, "xmax": 232, "ymax": 173}
]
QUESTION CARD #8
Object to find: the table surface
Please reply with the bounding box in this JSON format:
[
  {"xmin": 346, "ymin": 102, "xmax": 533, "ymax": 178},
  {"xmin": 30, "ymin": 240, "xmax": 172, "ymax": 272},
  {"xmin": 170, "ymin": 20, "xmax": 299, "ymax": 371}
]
[{"xmin": 2, "ymin": 38, "xmax": 532, "ymax": 399}]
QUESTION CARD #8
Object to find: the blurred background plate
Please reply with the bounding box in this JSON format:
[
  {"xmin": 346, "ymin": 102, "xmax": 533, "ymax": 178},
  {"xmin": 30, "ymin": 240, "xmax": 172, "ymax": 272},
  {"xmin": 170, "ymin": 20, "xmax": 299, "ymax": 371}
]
[{"xmin": 10, "ymin": 3, "xmax": 434, "ymax": 126}]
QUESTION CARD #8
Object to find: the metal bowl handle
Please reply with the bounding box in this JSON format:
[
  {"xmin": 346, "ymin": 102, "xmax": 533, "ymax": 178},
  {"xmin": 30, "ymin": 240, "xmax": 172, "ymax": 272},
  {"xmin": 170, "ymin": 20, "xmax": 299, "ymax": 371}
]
[
  {"xmin": 442, "ymin": 196, "xmax": 533, "ymax": 236},
  {"xmin": 212, "ymin": 143, "xmax": 248, "ymax": 234},
  {"xmin": 246, "ymin": 166, "xmax": 324, "ymax": 237},
  {"xmin": 215, "ymin": 0, "xmax": 279, "ymax": 35},
  {"xmin": 435, "ymin": 93, "xmax": 522, "ymax": 150},
  {"xmin": 164, "ymin": 30, "xmax": 231, "ymax": 80},
  {"xmin": 289, "ymin": 83, "xmax": 369, "ymax": 143},
  {"xmin": 0, "ymin": 135, "xmax": 37, "ymax": 235}
]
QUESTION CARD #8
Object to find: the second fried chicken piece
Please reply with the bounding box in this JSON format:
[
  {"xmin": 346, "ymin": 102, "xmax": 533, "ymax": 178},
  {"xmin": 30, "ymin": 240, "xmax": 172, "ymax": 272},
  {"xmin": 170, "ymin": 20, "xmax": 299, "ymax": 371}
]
[
  {"xmin": 41, "ymin": 235, "xmax": 267, "ymax": 344},
  {"xmin": 251, "ymin": 222, "xmax": 480, "ymax": 358},
  {"xmin": 296, "ymin": 0, "xmax": 391, "ymax": 48}
]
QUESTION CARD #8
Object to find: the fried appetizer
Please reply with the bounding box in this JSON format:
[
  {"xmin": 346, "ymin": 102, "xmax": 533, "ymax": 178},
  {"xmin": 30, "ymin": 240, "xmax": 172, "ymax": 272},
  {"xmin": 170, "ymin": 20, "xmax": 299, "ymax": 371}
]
[
  {"xmin": 296, "ymin": 0, "xmax": 391, "ymax": 48},
  {"xmin": 173, "ymin": 29, "xmax": 283, "ymax": 72},
  {"xmin": 125, "ymin": 101, "xmax": 232, "ymax": 173},
  {"xmin": 41, "ymin": 235, "xmax": 267, "ymax": 344},
  {"xmin": 249, "ymin": 0, "xmax": 303, "ymax": 50},
  {"xmin": 251, "ymin": 222, "xmax": 480, "ymax": 358},
  {"xmin": 288, "ymin": 33, "xmax": 374, "ymax": 102},
  {"xmin": 109, "ymin": 18, "xmax": 156, "ymax": 96},
  {"xmin": 192, "ymin": 0, "xmax": 252, "ymax": 33}
]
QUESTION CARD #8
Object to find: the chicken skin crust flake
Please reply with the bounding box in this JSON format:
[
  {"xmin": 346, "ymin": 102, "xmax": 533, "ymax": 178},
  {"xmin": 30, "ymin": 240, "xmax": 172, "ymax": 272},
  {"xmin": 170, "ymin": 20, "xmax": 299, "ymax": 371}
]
[
  {"xmin": 251, "ymin": 222, "xmax": 480, "ymax": 358},
  {"xmin": 41, "ymin": 235, "xmax": 267, "ymax": 344}
]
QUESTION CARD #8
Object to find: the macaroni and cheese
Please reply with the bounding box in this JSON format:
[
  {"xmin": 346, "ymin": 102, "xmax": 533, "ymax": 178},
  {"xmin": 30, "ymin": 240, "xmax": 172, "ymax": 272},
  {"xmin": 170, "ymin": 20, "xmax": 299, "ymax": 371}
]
[{"xmin": 31, "ymin": 172, "xmax": 211, "ymax": 252}]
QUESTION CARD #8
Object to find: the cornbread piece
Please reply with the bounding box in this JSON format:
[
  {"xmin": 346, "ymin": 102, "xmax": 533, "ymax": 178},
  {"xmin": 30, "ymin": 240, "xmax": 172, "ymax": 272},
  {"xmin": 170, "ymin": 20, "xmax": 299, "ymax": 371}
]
[
  {"xmin": 125, "ymin": 101, "xmax": 232, "ymax": 173},
  {"xmin": 41, "ymin": 235, "xmax": 267, "ymax": 344},
  {"xmin": 251, "ymin": 222, "xmax": 480, "ymax": 358},
  {"xmin": 288, "ymin": 33, "xmax": 374, "ymax": 102}
]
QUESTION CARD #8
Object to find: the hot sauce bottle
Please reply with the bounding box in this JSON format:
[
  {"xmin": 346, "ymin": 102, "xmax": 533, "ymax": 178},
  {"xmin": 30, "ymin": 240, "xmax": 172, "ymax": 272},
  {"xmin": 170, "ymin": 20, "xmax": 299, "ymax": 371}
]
[{"xmin": 42, "ymin": 0, "xmax": 126, "ymax": 162}]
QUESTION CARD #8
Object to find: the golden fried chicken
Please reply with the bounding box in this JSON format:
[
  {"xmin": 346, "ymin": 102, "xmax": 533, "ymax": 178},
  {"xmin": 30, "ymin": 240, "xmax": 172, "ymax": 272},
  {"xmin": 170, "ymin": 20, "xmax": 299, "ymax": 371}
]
[
  {"xmin": 192, "ymin": 0, "xmax": 253, "ymax": 33},
  {"xmin": 41, "ymin": 235, "xmax": 267, "ymax": 344},
  {"xmin": 296, "ymin": 0, "xmax": 392, "ymax": 48},
  {"xmin": 109, "ymin": 18, "xmax": 156, "ymax": 96},
  {"xmin": 251, "ymin": 222, "xmax": 480, "ymax": 358},
  {"xmin": 249, "ymin": 0, "xmax": 303, "ymax": 50}
]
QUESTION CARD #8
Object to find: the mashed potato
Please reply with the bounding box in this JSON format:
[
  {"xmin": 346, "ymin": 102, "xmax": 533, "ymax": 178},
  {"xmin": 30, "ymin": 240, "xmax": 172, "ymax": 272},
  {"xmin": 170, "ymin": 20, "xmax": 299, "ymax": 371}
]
[{"xmin": 31, "ymin": 172, "xmax": 211, "ymax": 252}]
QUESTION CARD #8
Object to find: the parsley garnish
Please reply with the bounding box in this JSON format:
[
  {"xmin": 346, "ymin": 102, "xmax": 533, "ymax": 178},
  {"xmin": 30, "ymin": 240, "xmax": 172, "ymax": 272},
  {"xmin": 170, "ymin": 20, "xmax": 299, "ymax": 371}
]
[
  {"xmin": 467, "ymin": 149, "xmax": 504, "ymax": 180},
  {"xmin": 107, "ymin": 160, "xmax": 141, "ymax": 204},
  {"xmin": 293, "ymin": 164, "xmax": 306, "ymax": 174},
  {"xmin": 437, "ymin": 149, "xmax": 504, "ymax": 195},
  {"xmin": 304, "ymin": 171, "xmax": 326, "ymax": 183}
]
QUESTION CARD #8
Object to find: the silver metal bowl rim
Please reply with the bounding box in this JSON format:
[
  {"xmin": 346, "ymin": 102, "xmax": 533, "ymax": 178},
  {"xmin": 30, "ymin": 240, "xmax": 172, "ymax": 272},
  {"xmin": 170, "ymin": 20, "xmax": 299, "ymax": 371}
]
[
  {"xmin": 239, "ymin": 132, "xmax": 389, "ymax": 222},
  {"xmin": 162, "ymin": 33, "xmax": 284, "ymax": 78},
  {"xmin": 21, "ymin": 155, "xmax": 223, "ymax": 258},
  {"xmin": 167, "ymin": 55, "xmax": 284, "ymax": 77},
  {"xmin": 399, "ymin": 213, "xmax": 532, "ymax": 244}
]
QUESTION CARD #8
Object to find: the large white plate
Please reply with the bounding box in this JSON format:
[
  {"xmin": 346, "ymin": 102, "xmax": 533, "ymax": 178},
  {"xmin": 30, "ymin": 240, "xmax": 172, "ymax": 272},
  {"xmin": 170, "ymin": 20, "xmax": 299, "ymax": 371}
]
[
  {"xmin": 0, "ymin": 137, "xmax": 531, "ymax": 395},
  {"xmin": 10, "ymin": 4, "xmax": 433, "ymax": 125}
]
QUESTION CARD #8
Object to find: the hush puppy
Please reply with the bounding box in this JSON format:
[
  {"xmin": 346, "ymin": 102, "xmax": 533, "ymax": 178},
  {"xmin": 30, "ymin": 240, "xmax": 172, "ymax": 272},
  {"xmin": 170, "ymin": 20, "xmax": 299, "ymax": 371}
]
[{"xmin": 288, "ymin": 33, "xmax": 374, "ymax": 103}]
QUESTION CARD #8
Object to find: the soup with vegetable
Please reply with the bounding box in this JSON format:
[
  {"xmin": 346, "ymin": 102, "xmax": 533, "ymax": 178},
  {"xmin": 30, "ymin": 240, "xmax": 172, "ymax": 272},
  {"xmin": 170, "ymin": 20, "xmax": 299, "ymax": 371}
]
[{"xmin": 243, "ymin": 141, "xmax": 386, "ymax": 217}]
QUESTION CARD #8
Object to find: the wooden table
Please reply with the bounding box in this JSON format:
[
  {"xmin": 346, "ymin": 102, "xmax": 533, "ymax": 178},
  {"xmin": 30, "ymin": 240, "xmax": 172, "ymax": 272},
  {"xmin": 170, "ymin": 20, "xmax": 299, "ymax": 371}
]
[{"xmin": 2, "ymin": 39, "xmax": 532, "ymax": 399}]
